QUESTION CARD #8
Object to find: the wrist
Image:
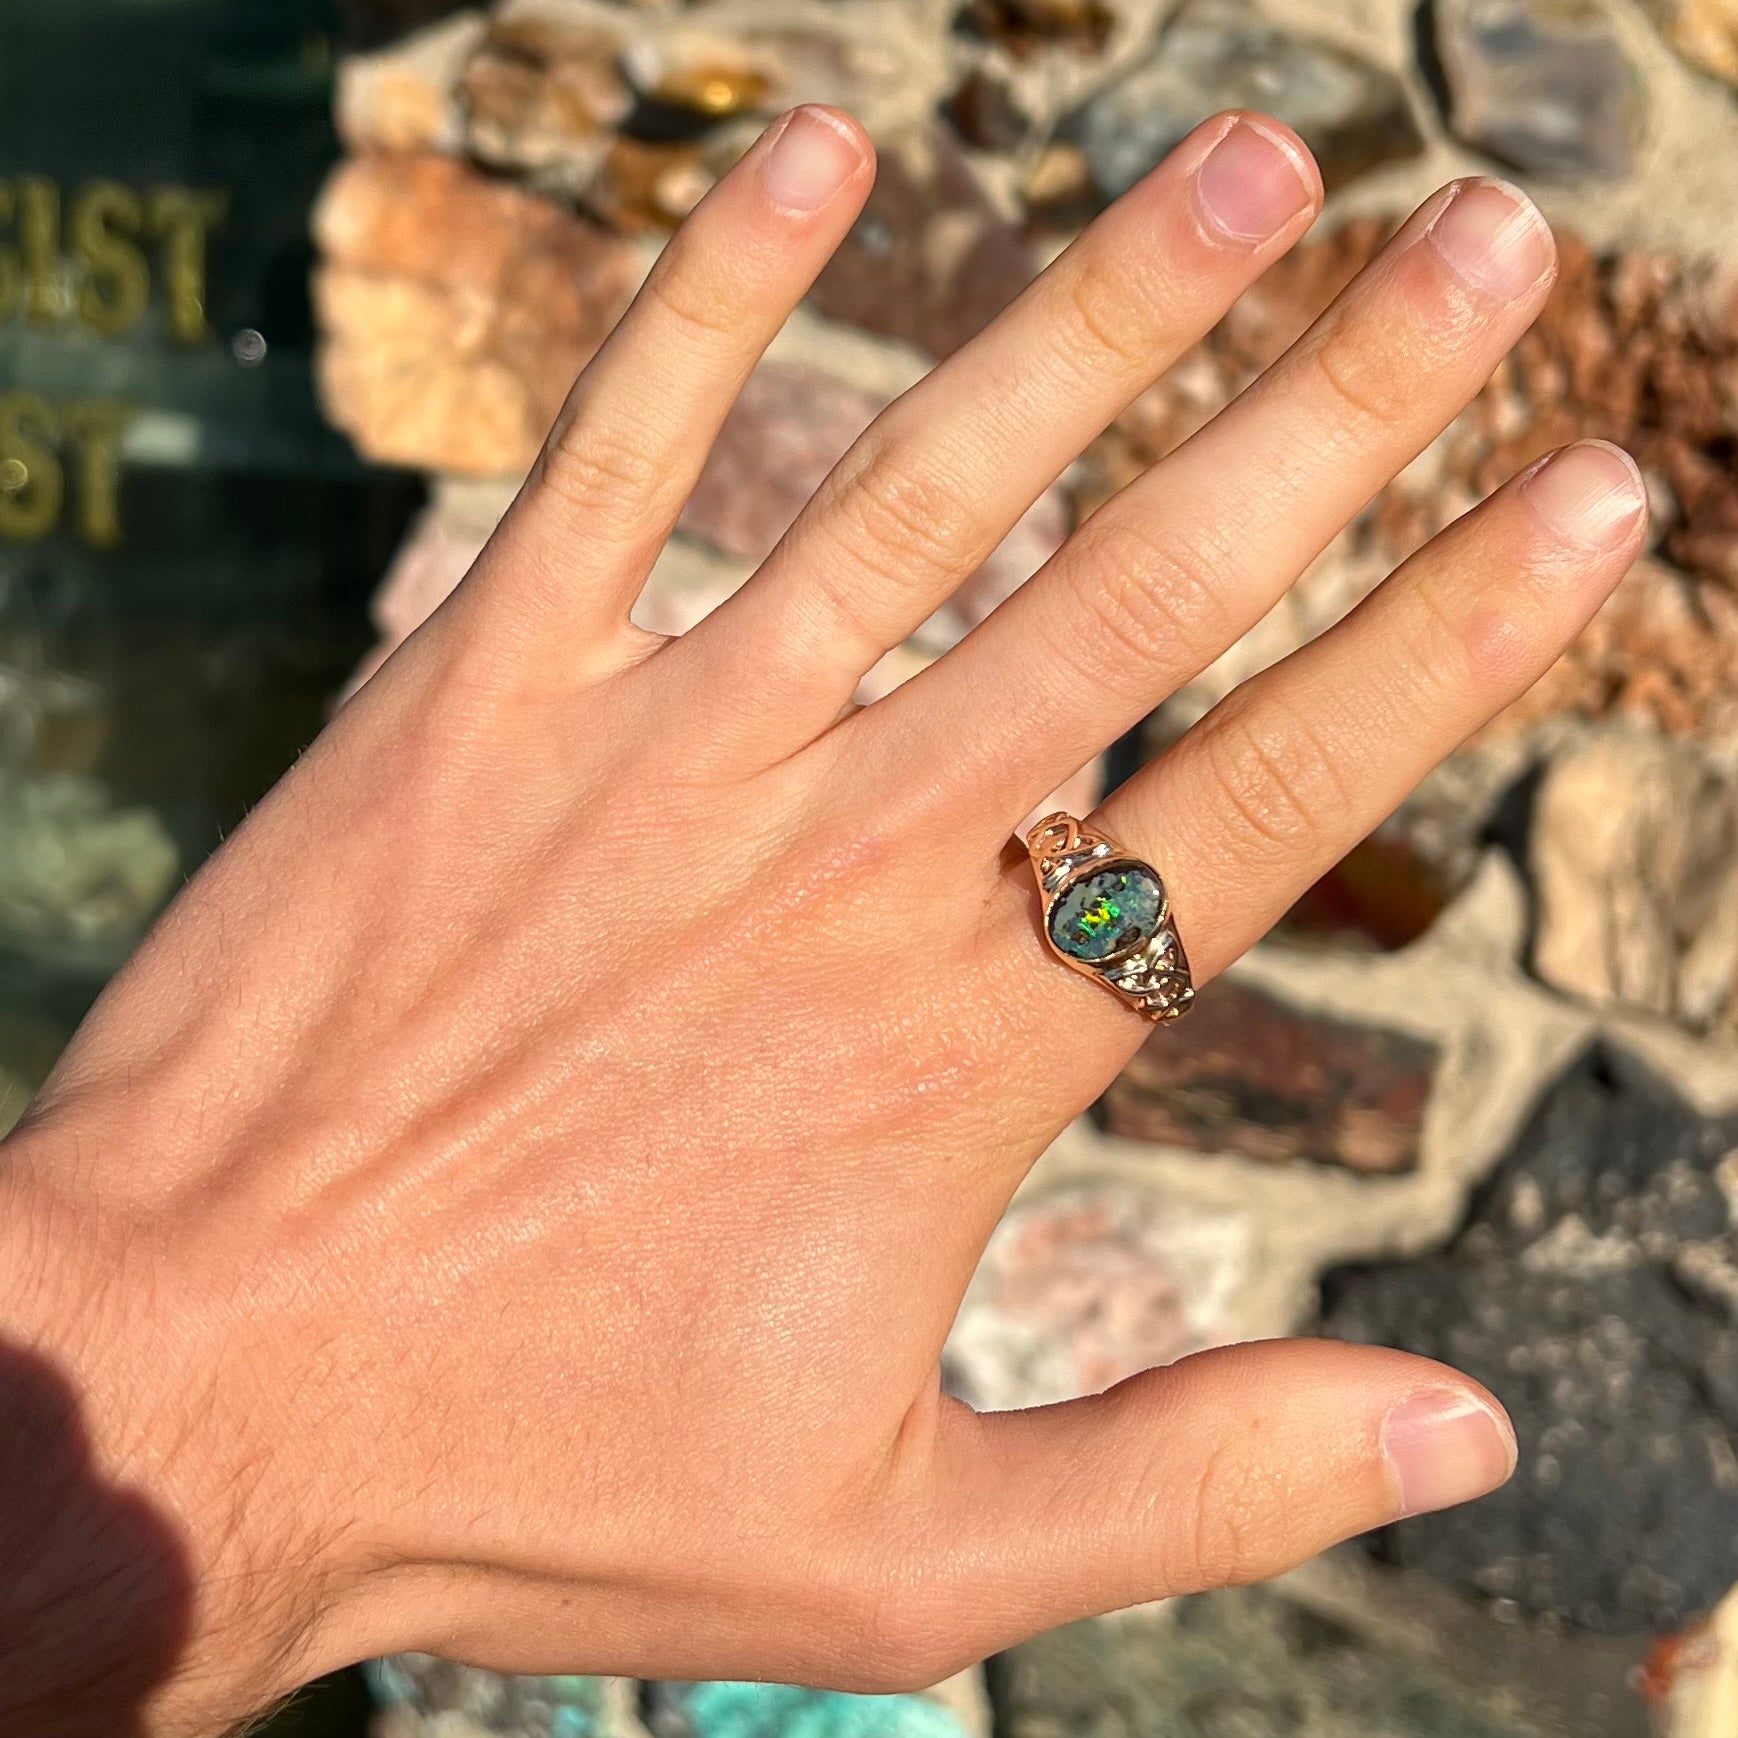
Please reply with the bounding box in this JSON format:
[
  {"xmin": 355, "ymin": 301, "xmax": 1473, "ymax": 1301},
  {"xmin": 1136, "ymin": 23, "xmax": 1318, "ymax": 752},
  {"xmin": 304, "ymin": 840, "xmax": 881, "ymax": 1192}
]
[{"xmin": 0, "ymin": 1126, "xmax": 365, "ymax": 1736}]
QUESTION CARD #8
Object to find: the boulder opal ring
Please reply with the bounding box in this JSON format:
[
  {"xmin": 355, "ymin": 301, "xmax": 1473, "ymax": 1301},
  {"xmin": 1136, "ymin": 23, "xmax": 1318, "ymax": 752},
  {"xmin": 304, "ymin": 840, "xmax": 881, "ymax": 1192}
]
[{"xmin": 1025, "ymin": 812, "xmax": 1195, "ymax": 1023}]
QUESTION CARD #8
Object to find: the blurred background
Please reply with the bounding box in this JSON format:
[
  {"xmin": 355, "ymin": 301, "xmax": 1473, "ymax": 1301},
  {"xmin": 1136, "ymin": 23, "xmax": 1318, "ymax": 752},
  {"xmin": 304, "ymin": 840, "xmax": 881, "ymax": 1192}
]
[{"xmin": 5, "ymin": 0, "xmax": 1738, "ymax": 1733}]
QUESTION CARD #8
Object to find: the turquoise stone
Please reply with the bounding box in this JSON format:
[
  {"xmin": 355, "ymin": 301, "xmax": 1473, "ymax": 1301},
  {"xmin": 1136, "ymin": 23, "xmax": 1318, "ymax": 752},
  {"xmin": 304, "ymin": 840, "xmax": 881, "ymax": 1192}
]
[
  {"xmin": 678, "ymin": 1683, "xmax": 968, "ymax": 1738},
  {"xmin": 1049, "ymin": 863, "xmax": 1163, "ymax": 963}
]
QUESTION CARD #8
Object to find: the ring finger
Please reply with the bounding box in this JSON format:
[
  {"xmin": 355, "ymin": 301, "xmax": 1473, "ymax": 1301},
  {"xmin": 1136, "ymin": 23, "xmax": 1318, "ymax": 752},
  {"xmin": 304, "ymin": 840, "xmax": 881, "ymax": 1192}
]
[
  {"xmin": 1106, "ymin": 438, "xmax": 1648, "ymax": 983},
  {"xmin": 985, "ymin": 438, "xmax": 1647, "ymax": 1081}
]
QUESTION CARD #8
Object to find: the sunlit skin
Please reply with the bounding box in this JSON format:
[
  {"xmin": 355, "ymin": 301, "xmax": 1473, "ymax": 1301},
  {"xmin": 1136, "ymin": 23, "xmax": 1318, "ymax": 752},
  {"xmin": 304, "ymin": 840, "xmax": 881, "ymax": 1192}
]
[{"xmin": 0, "ymin": 106, "xmax": 1648, "ymax": 1738}]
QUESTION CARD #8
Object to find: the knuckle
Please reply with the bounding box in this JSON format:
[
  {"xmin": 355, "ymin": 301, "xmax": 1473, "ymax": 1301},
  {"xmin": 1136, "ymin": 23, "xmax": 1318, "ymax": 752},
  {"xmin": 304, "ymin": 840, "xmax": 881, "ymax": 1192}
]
[
  {"xmin": 1197, "ymin": 698, "xmax": 1347, "ymax": 857},
  {"xmin": 1054, "ymin": 254, "xmax": 1168, "ymax": 375},
  {"xmin": 537, "ymin": 416, "xmax": 669, "ymax": 538},
  {"xmin": 1307, "ymin": 316, "xmax": 1413, "ymax": 433},
  {"xmin": 1063, "ymin": 515, "xmax": 1240, "ymax": 673},
  {"xmin": 818, "ymin": 1579, "xmax": 961, "ymax": 1695},
  {"xmin": 1408, "ymin": 575, "xmax": 1486, "ymax": 692},
  {"xmin": 642, "ymin": 248, "xmax": 745, "ymax": 346},
  {"xmin": 827, "ymin": 443, "xmax": 985, "ymax": 592},
  {"xmin": 1306, "ymin": 243, "xmax": 1488, "ymax": 440}
]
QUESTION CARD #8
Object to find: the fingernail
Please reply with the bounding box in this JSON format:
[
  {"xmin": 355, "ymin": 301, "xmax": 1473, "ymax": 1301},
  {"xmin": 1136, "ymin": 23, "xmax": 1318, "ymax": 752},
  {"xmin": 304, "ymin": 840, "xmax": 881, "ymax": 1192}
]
[
  {"xmin": 1382, "ymin": 1389, "xmax": 1517, "ymax": 1519},
  {"xmin": 1195, "ymin": 119, "xmax": 1317, "ymax": 244},
  {"xmin": 761, "ymin": 106, "xmax": 861, "ymax": 214},
  {"xmin": 1425, "ymin": 179, "xmax": 1554, "ymax": 298},
  {"xmin": 1522, "ymin": 440, "xmax": 1648, "ymax": 547}
]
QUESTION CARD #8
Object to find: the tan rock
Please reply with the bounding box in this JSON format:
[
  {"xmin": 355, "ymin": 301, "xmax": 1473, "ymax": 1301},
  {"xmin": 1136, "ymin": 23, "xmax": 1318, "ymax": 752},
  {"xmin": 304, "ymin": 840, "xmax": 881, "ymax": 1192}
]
[
  {"xmin": 460, "ymin": 4, "xmax": 633, "ymax": 188},
  {"xmin": 1648, "ymin": 0, "xmax": 1738, "ymax": 85},
  {"xmin": 619, "ymin": 0, "xmax": 949, "ymax": 138},
  {"xmin": 1531, "ymin": 729, "xmax": 1738, "ymax": 1028},
  {"xmin": 456, "ymin": 0, "xmax": 945, "ymax": 202},
  {"xmin": 336, "ymin": 10, "xmax": 485, "ymax": 154},
  {"xmin": 313, "ymin": 154, "xmax": 640, "ymax": 474}
]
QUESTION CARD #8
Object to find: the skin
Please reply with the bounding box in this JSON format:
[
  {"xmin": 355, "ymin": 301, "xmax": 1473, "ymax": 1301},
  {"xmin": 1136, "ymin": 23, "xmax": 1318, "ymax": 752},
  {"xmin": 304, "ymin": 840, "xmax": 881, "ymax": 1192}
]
[{"xmin": 0, "ymin": 108, "xmax": 1650, "ymax": 1737}]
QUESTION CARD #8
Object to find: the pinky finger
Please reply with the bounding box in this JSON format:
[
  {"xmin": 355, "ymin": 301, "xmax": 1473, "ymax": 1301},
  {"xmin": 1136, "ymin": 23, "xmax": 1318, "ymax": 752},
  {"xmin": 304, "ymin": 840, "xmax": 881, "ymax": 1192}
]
[{"xmin": 1101, "ymin": 439, "xmax": 1649, "ymax": 983}]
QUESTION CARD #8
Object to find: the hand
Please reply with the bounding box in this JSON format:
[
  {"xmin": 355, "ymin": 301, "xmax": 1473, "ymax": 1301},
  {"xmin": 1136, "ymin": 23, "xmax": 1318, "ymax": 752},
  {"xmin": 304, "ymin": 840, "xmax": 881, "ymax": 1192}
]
[{"xmin": 0, "ymin": 107, "xmax": 1646, "ymax": 1737}]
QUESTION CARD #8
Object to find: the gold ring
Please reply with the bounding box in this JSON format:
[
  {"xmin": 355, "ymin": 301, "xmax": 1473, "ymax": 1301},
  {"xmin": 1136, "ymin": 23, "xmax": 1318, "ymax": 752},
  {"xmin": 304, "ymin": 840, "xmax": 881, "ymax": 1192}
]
[{"xmin": 1025, "ymin": 812, "xmax": 1195, "ymax": 1023}]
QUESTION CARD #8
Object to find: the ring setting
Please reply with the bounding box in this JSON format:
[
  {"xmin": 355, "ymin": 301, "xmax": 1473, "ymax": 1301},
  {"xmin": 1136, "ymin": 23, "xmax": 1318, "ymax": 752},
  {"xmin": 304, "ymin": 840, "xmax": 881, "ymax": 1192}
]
[{"xmin": 1026, "ymin": 813, "xmax": 1195, "ymax": 1023}]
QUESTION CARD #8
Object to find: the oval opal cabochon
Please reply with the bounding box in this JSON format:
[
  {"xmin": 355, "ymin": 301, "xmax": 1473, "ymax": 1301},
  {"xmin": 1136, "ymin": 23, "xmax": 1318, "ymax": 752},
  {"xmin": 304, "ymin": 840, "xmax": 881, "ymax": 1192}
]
[{"xmin": 1047, "ymin": 862, "xmax": 1164, "ymax": 963}]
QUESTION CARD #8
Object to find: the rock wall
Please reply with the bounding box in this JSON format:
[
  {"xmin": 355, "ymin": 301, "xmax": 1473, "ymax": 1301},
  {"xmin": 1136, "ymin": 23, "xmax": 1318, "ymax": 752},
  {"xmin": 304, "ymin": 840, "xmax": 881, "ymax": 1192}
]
[{"xmin": 319, "ymin": 1, "xmax": 1738, "ymax": 1731}]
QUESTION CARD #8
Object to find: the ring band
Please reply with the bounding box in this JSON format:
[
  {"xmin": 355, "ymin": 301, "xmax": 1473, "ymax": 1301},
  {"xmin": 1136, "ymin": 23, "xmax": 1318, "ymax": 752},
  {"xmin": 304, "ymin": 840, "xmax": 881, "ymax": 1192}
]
[{"xmin": 1025, "ymin": 812, "xmax": 1195, "ymax": 1023}]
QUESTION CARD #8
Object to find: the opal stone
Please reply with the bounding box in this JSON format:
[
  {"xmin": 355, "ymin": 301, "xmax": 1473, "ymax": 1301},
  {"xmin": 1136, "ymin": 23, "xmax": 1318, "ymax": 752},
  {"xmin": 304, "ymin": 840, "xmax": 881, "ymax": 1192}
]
[{"xmin": 1048, "ymin": 862, "xmax": 1163, "ymax": 963}]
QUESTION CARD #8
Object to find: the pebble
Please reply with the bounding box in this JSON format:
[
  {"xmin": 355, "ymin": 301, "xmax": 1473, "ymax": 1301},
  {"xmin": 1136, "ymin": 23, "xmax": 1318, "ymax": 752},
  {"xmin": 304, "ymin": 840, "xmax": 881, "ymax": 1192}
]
[{"xmin": 461, "ymin": 13, "xmax": 634, "ymax": 186}]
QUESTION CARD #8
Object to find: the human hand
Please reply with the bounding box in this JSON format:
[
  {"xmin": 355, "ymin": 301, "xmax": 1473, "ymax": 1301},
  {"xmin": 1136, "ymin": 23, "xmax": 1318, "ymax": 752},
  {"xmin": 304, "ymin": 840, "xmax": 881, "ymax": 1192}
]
[{"xmin": 0, "ymin": 106, "xmax": 1647, "ymax": 1736}]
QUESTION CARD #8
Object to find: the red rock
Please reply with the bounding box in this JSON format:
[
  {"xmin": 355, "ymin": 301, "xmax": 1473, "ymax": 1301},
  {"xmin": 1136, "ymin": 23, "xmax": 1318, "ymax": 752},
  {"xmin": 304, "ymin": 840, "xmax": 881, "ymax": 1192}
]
[
  {"xmin": 678, "ymin": 358, "xmax": 1070, "ymax": 634},
  {"xmin": 808, "ymin": 128, "xmax": 1040, "ymax": 360},
  {"xmin": 1280, "ymin": 832, "xmax": 1462, "ymax": 954},
  {"xmin": 1103, "ymin": 980, "xmax": 1438, "ymax": 1174},
  {"xmin": 679, "ymin": 362, "xmax": 892, "ymax": 562}
]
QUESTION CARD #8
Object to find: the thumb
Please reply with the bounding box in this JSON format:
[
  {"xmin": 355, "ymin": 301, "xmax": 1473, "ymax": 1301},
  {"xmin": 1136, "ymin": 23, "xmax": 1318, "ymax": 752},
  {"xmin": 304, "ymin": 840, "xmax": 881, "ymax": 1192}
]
[{"xmin": 914, "ymin": 1339, "xmax": 1514, "ymax": 1663}]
